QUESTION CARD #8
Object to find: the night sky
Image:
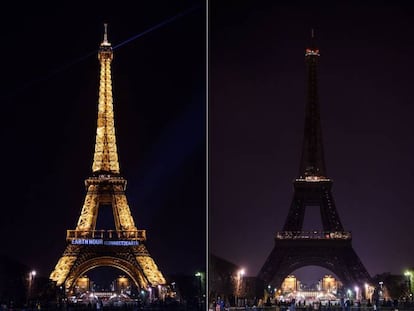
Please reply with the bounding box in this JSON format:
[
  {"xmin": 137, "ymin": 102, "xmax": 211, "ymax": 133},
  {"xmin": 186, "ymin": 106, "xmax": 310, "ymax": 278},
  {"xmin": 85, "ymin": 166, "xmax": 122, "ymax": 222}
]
[
  {"xmin": 210, "ymin": 1, "xmax": 414, "ymax": 283},
  {"xmin": 3, "ymin": 0, "xmax": 414, "ymax": 291},
  {"xmin": 0, "ymin": 1, "xmax": 205, "ymax": 280}
]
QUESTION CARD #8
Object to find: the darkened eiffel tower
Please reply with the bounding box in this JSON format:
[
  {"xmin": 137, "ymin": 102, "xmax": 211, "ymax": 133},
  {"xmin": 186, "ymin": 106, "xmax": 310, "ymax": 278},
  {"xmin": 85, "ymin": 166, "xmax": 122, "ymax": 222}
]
[
  {"xmin": 50, "ymin": 24, "xmax": 166, "ymax": 295},
  {"xmin": 258, "ymin": 34, "xmax": 372, "ymax": 290}
]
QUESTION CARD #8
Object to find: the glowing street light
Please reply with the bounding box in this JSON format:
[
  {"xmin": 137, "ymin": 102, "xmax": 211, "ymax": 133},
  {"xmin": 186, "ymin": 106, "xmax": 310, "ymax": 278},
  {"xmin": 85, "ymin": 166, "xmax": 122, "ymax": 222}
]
[
  {"xmin": 195, "ymin": 272, "xmax": 204, "ymax": 308},
  {"xmin": 27, "ymin": 270, "xmax": 37, "ymax": 305},
  {"xmin": 354, "ymin": 286, "xmax": 359, "ymax": 301},
  {"xmin": 148, "ymin": 287, "xmax": 153, "ymax": 302},
  {"xmin": 236, "ymin": 268, "xmax": 245, "ymax": 307},
  {"xmin": 405, "ymin": 270, "xmax": 412, "ymax": 297}
]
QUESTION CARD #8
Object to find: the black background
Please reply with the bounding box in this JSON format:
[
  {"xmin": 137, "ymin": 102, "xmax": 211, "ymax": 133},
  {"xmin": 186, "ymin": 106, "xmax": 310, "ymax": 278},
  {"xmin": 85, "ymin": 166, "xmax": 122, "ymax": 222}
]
[{"xmin": 0, "ymin": 0, "xmax": 206, "ymax": 279}]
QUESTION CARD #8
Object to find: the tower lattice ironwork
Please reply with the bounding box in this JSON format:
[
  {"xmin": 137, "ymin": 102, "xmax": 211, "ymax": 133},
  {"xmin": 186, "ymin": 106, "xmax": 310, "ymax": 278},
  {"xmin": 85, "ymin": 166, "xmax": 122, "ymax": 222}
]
[
  {"xmin": 258, "ymin": 36, "xmax": 372, "ymax": 290},
  {"xmin": 50, "ymin": 24, "xmax": 166, "ymax": 294}
]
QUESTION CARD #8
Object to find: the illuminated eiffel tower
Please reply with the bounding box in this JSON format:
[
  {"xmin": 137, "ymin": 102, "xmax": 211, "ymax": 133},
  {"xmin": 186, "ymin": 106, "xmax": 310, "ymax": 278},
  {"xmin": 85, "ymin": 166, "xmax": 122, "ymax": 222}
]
[
  {"xmin": 50, "ymin": 24, "xmax": 166, "ymax": 294},
  {"xmin": 258, "ymin": 34, "xmax": 372, "ymax": 290}
]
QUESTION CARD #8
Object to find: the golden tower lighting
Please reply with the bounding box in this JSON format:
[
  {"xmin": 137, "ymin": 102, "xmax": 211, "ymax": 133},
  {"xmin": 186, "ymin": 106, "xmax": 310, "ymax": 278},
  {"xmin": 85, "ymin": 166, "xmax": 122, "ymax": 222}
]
[{"xmin": 49, "ymin": 24, "xmax": 166, "ymax": 295}]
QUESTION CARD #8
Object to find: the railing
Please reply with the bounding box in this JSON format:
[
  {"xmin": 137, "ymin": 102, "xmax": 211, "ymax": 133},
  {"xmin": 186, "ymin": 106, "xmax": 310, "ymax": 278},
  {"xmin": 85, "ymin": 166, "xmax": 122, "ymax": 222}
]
[
  {"xmin": 66, "ymin": 229, "xmax": 146, "ymax": 241},
  {"xmin": 275, "ymin": 231, "xmax": 352, "ymax": 240},
  {"xmin": 296, "ymin": 176, "xmax": 331, "ymax": 182}
]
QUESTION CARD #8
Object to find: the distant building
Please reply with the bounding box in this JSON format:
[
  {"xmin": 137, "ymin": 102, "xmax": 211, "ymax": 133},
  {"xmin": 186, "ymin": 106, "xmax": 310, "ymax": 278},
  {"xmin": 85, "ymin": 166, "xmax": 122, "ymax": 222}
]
[
  {"xmin": 281, "ymin": 275, "xmax": 298, "ymax": 293},
  {"xmin": 74, "ymin": 275, "xmax": 90, "ymax": 294},
  {"xmin": 320, "ymin": 275, "xmax": 340, "ymax": 294}
]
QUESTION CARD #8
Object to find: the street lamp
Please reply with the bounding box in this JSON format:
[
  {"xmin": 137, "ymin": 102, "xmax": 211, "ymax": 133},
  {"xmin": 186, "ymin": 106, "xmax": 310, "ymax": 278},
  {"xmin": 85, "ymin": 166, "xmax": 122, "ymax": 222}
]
[
  {"xmin": 27, "ymin": 270, "xmax": 36, "ymax": 305},
  {"xmin": 195, "ymin": 272, "xmax": 203, "ymax": 309},
  {"xmin": 236, "ymin": 269, "xmax": 245, "ymax": 307},
  {"xmin": 148, "ymin": 287, "xmax": 152, "ymax": 303},
  {"xmin": 404, "ymin": 271, "xmax": 412, "ymax": 298},
  {"xmin": 354, "ymin": 286, "xmax": 359, "ymax": 301}
]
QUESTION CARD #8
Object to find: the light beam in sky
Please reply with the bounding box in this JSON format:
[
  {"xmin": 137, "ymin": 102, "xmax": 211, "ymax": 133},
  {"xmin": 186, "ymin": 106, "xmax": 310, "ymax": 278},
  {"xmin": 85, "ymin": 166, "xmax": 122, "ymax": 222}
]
[{"xmin": 5, "ymin": 3, "xmax": 202, "ymax": 99}]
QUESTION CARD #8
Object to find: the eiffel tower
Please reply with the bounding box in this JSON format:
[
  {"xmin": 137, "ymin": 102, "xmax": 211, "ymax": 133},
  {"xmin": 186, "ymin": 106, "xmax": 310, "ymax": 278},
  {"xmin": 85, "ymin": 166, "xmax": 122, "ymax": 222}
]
[
  {"xmin": 50, "ymin": 24, "xmax": 166, "ymax": 294},
  {"xmin": 258, "ymin": 35, "xmax": 372, "ymax": 290}
]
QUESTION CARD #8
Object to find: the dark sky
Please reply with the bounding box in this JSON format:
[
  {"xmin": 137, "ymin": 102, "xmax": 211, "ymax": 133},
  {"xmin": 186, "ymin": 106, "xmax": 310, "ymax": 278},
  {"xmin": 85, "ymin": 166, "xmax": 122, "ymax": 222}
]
[
  {"xmin": 0, "ymin": 1, "xmax": 205, "ymax": 280},
  {"xmin": 210, "ymin": 0, "xmax": 414, "ymax": 283}
]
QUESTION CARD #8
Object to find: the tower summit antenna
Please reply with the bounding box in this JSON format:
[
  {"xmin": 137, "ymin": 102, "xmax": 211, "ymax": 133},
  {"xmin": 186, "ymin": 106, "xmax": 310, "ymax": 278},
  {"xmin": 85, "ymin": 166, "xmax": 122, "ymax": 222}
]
[
  {"xmin": 102, "ymin": 23, "xmax": 110, "ymax": 46},
  {"xmin": 310, "ymin": 28, "xmax": 316, "ymax": 50}
]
